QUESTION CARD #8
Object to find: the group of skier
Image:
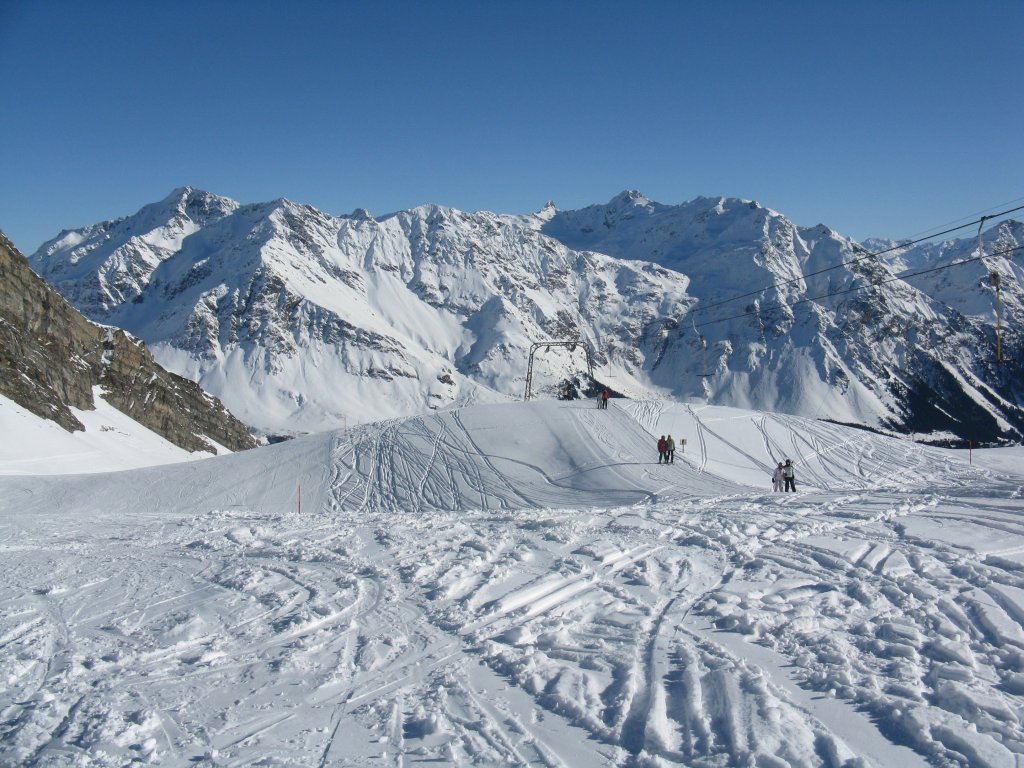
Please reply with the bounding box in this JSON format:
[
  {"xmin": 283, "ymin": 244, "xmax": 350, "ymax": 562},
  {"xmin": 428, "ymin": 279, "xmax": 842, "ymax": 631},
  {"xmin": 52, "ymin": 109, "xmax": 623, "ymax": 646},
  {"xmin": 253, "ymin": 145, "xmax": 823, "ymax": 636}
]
[
  {"xmin": 657, "ymin": 435, "xmax": 677, "ymax": 463},
  {"xmin": 772, "ymin": 459, "xmax": 797, "ymax": 492},
  {"xmin": 596, "ymin": 392, "xmax": 796, "ymax": 491},
  {"xmin": 651, "ymin": 434, "xmax": 798, "ymax": 492}
]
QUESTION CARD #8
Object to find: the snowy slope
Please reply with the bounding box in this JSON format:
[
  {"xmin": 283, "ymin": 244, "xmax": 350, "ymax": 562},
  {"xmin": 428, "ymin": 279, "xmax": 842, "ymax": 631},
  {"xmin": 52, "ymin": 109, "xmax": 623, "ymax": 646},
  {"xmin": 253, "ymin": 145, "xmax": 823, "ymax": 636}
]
[
  {"xmin": 3, "ymin": 400, "xmax": 1023, "ymax": 766},
  {"xmin": 0, "ymin": 392, "xmax": 223, "ymax": 475}
]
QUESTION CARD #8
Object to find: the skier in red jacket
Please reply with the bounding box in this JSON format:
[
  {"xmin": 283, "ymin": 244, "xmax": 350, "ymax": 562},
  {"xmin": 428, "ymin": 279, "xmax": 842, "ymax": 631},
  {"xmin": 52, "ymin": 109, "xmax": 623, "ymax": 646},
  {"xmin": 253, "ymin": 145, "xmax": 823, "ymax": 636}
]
[{"xmin": 657, "ymin": 435, "xmax": 667, "ymax": 463}]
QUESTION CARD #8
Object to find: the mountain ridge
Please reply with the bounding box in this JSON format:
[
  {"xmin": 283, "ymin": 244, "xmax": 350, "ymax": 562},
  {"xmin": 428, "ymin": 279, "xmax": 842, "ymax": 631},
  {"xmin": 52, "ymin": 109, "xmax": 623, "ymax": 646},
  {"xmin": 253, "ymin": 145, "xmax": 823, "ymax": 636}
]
[{"xmin": 26, "ymin": 188, "xmax": 1024, "ymax": 443}]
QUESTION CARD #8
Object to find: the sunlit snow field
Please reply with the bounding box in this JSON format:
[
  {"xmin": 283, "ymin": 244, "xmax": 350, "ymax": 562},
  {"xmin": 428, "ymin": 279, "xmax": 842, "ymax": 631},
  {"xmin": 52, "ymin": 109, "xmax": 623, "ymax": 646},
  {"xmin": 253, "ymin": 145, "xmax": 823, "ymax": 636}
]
[
  {"xmin": 2, "ymin": 400, "xmax": 1024, "ymax": 767},
  {"xmin": 0, "ymin": 393, "xmax": 218, "ymax": 475}
]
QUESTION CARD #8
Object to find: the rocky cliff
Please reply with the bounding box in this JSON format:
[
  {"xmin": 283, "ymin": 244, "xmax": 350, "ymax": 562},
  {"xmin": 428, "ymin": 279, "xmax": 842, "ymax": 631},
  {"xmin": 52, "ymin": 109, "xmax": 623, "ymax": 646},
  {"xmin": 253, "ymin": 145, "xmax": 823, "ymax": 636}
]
[{"xmin": 0, "ymin": 231, "xmax": 257, "ymax": 453}]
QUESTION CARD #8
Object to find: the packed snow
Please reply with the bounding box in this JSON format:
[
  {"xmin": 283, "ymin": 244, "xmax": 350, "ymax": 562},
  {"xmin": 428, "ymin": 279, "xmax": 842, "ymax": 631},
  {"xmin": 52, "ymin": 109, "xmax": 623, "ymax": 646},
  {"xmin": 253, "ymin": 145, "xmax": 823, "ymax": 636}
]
[{"xmin": 2, "ymin": 399, "xmax": 1024, "ymax": 766}]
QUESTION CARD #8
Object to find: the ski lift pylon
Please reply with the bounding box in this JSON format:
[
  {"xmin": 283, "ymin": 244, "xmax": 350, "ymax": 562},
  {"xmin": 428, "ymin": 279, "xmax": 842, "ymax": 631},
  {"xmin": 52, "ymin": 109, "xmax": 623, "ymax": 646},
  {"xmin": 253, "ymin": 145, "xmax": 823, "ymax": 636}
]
[
  {"xmin": 978, "ymin": 217, "xmax": 1007, "ymax": 364},
  {"xmin": 524, "ymin": 338, "xmax": 596, "ymax": 401},
  {"xmin": 691, "ymin": 312, "xmax": 711, "ymax": 377}
]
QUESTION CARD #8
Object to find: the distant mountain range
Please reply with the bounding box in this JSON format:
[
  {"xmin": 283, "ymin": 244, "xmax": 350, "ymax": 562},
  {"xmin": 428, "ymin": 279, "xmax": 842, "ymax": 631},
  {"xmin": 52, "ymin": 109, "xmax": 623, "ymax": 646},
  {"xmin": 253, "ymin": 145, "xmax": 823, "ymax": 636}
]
[{"xmin": 26, "ymin": 188, "xmax": 1024, "ymax": 444}]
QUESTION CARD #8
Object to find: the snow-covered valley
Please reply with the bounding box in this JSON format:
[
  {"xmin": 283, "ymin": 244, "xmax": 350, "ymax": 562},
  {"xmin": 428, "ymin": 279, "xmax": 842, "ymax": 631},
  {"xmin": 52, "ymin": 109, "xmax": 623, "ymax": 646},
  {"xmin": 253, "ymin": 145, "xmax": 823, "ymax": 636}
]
[{"xmin": 2, "ymin": 400, "xmax": 1023, "ymax": 766}]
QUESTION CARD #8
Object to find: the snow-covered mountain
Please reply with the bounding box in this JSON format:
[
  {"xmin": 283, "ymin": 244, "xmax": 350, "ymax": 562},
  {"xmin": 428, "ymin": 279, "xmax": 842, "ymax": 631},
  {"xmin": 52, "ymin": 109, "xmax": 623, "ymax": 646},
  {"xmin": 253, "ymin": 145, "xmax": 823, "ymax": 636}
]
[
  {"xmin": 30, "ymin": 188, "xmax": 692, "ymax": 435},
  {"xmin": 28, "ymin": 188, "xmax": 1024, "ymax": 442},
  {"xmin": 537, "ymin": 191, "xmax": 1024, "ymax": 443}
]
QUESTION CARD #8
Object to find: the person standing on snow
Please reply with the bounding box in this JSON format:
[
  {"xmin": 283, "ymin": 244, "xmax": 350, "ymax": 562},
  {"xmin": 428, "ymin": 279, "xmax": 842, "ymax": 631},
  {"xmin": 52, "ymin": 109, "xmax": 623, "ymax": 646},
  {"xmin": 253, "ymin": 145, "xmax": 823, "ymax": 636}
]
[
  {"xmin": 783, "ymin": 459, "xmax": 796, "ymax": 492},
  {"xmin": 602, "ymin": 390, "xmax": 610, "ymax": 409},
  {"xmin": 665, "ymin": 434, "xmax": 676, "ymax": 464},
  {"xmin": 772, "ymin": 462, "xmax": 784, "ymax": 492},
  {"xmin": 657, "ymin": 435, "xmax": 667, "ymax": 463}
]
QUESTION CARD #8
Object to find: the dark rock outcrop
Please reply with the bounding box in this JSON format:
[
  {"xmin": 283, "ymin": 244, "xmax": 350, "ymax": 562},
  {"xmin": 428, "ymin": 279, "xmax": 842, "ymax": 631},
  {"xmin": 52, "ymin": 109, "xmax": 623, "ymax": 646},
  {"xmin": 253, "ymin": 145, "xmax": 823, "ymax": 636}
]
[{"xmin": 0, "ymin": 231, "xmax": 257, "ymax": 454}]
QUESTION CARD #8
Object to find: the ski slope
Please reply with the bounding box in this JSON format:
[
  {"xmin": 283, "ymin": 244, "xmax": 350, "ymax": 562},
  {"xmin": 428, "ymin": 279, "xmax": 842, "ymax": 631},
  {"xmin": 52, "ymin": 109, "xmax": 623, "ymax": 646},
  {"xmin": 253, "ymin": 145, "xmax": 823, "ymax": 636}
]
[{"xmin": 2, "ymin": 400, "xmax": 1024, "ymax": 766}]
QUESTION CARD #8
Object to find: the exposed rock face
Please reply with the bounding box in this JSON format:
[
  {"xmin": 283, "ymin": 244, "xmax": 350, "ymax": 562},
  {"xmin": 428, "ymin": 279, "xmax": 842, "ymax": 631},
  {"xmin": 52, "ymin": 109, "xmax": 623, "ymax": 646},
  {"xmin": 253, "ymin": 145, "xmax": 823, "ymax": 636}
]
[{"xmin": 0, "ymin": 231, "xmax": 257, "ymax": 453}]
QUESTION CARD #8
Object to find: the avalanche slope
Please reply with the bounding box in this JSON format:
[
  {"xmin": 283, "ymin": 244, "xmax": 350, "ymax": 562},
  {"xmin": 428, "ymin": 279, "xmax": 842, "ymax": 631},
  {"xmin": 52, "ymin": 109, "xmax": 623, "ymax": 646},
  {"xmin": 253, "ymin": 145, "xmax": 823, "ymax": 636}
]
[{"xmin": 1, "ymin": 401, "xmax": 1023, "ymax": 767}]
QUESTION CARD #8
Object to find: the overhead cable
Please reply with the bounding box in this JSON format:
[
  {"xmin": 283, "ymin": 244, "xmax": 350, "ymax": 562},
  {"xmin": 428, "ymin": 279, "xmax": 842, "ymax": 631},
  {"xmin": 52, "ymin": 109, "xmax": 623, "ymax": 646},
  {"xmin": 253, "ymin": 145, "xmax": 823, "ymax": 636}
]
[
  {"xmin": 692, "ymin": 204, "xmax": 1024, "ymax": 321},
  {"xmin": 694, "ymin": 243, "xmax": 1024, "ymax": 330},
  {"xmin": 903, "ymin": 195, "xmax": 1024, "ymax": 242}
]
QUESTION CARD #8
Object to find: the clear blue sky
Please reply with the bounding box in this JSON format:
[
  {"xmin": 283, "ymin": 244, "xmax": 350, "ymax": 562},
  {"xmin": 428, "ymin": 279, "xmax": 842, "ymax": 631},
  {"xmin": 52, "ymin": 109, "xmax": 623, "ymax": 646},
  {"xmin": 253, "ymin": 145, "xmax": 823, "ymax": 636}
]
[{"xmin": 2, "ymin": 0, "xmax": 1022, "ymax": 254}]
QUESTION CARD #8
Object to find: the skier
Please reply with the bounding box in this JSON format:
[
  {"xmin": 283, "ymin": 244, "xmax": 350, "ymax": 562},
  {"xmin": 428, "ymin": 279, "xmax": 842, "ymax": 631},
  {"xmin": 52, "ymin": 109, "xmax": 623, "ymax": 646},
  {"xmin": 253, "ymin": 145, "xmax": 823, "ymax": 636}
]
[
  {"xmin": 602, "ymin": 390, "xmax": 610, "ymax": 409},
  {"xmin": 772, "ymin": 462, "xmax": 784, "ymax": 492},
  {"xmin": 657, "ymin": 435, "xmax": 667, "ymax": 463},
  {"xmin": 665, "ymin": 434, "xmax": 676, "ymax": 463},
  {"xmin": 783, "ymin": 459, "xmax": 796, "ymax": 492}
]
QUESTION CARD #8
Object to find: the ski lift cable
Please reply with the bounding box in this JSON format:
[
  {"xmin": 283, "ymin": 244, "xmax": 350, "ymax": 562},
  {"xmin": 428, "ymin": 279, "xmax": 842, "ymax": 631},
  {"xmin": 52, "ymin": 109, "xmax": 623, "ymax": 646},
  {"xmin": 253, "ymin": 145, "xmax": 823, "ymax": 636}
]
[
  {"xmin": 691, "ymin": 204, "xmax": 1024, "ymax": 326},
  {"xmin": 904, "ymin": 195, "xmax": 1024, "ymax": 242},
  {"xmin": 693, "ymin": 243, "xmax": 1024, "ymax": 330}
]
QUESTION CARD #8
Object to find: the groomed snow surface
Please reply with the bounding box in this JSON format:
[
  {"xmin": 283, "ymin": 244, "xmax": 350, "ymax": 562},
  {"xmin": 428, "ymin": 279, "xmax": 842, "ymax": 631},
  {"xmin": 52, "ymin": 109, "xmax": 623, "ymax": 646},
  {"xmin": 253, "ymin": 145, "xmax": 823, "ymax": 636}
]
[{"xmin": 2, "ymin": 400, "xmax": 1024, "ymax": 767}]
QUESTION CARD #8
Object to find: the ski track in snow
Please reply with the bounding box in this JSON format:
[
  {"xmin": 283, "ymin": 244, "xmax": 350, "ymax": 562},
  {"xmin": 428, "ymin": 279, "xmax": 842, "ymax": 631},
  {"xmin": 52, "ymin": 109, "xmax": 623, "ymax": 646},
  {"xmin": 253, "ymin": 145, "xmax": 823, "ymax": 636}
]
[{"xmin": 2, "ymin": 400, "xmax": 1024, "ymax": 766}]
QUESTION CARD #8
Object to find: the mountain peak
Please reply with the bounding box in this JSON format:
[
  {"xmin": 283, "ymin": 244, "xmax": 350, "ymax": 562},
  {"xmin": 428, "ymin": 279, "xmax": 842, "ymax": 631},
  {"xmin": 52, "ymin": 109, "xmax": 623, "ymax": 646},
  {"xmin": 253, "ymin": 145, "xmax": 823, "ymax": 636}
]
[
  {"xmin": 608, "ymin": 189, "xmax": 652, "ymax": 208},
  {"xmin": 157, "ymin": 187, "xmax": 239, "ymax": 224},
  {"xmin": 348, "ymin": 207, "xmax": 375, "ymax": 221},
  {"xmin": 164, "ymin": 185, "xmax": 194, "ymax": 201},
  {"xmin": 534, "ymin": 200, "xmax": 558, "ymax": 222}
]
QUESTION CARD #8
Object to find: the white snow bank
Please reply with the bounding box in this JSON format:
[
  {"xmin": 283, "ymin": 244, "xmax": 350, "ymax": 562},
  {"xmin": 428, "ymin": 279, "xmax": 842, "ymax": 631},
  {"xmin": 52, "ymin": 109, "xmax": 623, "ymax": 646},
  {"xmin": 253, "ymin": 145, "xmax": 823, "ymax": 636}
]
[
  {"xmin": 0, "ymin": 391, "xmax": 221, "ymax": 475},
  {"xmin": 969, "ymin": 445, "xmax": 1024, "ymax": 478}
]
